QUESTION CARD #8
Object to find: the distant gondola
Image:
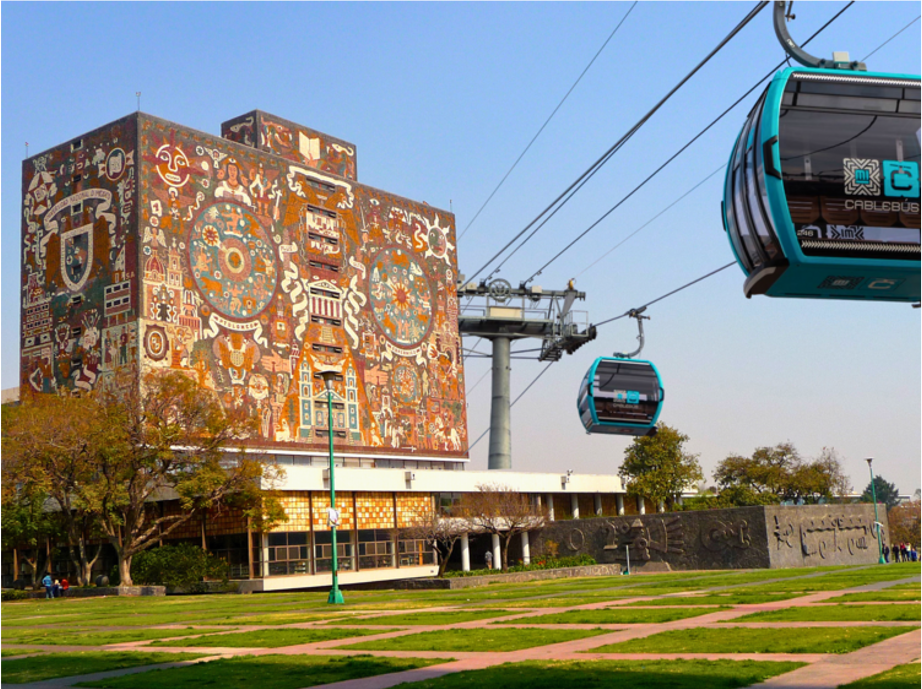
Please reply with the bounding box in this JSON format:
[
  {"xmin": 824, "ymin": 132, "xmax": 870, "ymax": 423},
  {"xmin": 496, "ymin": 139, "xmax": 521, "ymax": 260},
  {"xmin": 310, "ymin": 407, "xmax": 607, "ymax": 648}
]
[
  {"xmin": 578, "ymin": 357, "xmax": 663, "ymax": 437},
  {"xmin": 722, "ymin": 5, "xmax": 920, "ymax": 301}
]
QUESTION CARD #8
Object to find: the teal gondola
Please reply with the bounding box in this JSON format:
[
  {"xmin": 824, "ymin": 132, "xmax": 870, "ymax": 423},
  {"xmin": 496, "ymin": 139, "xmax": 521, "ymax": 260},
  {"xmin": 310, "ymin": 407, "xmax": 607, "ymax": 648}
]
[
  {"xmin": 577, "ymin": 357, "xmax": 663, "ymax": 437},
  {"xmin": 723, "ymin": 4, "xmax": 920, "ymax": 302}
]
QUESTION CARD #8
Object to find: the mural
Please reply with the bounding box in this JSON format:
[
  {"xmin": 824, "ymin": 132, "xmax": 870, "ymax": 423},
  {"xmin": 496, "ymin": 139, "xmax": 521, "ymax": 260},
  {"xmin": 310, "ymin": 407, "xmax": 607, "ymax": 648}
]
[
  {"xmin": 222, "ymin": 111, "xmax": 357, "ymax": 181},
  {"xmin": 20, "ymin": 116, "xmax": 140, "ymax": 395},
  {"xmin": 22, "ymin": 111, "xmax": 467, "ymax": 459}
]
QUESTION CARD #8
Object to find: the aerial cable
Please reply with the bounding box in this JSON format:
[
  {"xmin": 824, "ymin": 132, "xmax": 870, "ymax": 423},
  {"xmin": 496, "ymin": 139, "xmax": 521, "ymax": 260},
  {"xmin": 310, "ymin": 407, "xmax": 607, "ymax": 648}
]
[
  {"xmin": 594, "ymin": 262, "xmax": 737, "ymax": 328},
  {"xmin": 526, "ymin": 1, "xmax": 855, "ymax": 283},
  {"xmin": 574, "ymin": 164, "xmax": 725, "ymax": 279},
  {"xmin": 466, "ymin": 367, "xmax": 493, "ymax": 395},
  {"xmin": 458, "ymin": 1, "xmax": 638, "ymax": 242},
  {"xmin": 468, "ymin": 363, "xmax": 555, "ymax": 451},
  {"xmin": 465, "ymin": 0, "xmax": 770, "ymax": 283},
  {"xmin": 860, "ymin": 14, "xmax": 920, "ymax": 62}
]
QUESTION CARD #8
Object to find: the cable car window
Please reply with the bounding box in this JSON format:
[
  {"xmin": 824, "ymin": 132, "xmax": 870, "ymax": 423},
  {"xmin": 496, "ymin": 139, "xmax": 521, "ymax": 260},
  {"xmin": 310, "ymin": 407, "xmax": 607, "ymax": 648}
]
[
  {"xmin": 779, "ymin": 102, "xmax": 921, "ymax": 260},
  {"xmin": 732, "ymin": 114, "xmax": 765, "ymax": 269}
]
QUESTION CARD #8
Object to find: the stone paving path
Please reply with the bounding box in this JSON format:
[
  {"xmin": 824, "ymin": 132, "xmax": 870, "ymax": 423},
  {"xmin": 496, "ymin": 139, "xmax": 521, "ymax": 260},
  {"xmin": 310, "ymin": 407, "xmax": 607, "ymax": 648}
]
[{"xmin": 2, "ymin": 571, "xmax": 919, "ymax": 689}]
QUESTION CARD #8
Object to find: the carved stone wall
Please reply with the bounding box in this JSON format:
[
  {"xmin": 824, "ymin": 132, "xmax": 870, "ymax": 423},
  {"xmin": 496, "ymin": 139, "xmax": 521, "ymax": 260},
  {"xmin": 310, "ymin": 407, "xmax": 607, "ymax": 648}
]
[{"xmin": 531, "ymin": 504, "xmax": 886, "ymax": 571}]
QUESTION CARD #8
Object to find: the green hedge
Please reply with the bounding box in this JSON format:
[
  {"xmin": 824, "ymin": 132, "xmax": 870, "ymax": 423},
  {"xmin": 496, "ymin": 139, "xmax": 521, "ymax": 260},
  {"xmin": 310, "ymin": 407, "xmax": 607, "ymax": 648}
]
[{"xmin": 131, "ymin": 543, "xmax": 228, "ymax": 590}]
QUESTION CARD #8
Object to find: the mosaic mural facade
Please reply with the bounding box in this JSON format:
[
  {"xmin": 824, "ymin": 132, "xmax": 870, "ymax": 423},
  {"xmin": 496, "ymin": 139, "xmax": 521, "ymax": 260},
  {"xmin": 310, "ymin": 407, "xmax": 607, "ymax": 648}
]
[{"xmin": 21, "ymin": 111, "xmax": 467, "ymax": 460}]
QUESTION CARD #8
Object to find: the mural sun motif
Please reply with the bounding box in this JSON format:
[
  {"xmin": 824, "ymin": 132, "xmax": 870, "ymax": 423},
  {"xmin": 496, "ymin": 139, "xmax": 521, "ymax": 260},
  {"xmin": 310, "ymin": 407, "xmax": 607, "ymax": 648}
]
[
  {"xmin": 369, "ymin": 247, "xmax": 433, "ymax": 348},
  {"xmin": 189, "ymin": 202, "xmax": 278, "ymax": 320}
]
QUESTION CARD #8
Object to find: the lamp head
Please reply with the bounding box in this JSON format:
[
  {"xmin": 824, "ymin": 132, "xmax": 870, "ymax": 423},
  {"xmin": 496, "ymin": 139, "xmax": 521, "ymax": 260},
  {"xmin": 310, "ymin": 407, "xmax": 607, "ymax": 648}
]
[
  {"xmin": 318, "ymin": 370, "xmax": 337, "ymax": 389},
  {"xmin": 865, "ymin": 457, "xmax": 874, "ymax": 466}
]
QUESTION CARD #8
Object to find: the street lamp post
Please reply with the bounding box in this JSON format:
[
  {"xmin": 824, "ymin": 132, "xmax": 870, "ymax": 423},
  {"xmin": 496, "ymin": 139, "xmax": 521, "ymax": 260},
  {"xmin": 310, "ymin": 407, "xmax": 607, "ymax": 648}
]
[
  {"xmin": 321, "ymin": 371, "xmax": 345, "ymax": 604},
  {"xmin": 865, "ymin": 458, "xmax": 886, "ymax": 565}
]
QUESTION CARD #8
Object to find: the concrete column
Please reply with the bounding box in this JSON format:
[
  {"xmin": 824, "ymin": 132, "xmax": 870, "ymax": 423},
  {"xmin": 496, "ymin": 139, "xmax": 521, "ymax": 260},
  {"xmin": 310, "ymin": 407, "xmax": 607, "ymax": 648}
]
[
  {"xmin": 546, "ymin": 493, "xmax": 555, "ymax": 521},
  {"xmin": 521, "ymin": 531, "xmax": 531, "ymax": 565},
  {"xmin": 637, "ymin": 496, "xmax": 646, "ymax": 515},
  {"xmin": 488, "ymin": 337, "xmax": 512, "ymax": 470},
  {"xmin": 571, "ymin": 494, "xmax": 580, "ymax": 520},
  {"xmin": 492, "ymin": 533, "xmax": 501, "ymax": 570},
  {"xmin": 657, "ymin": 500, "xmax": 666, "ymax": 513},
  {"xmin": 616, "ymin": 495, "xmax": 625, "ymax": 516},
  {"xmin": 594, "ymin": 494, "xmax": 603, "ymax": 516},
  {"xmin": 460, "ymin": 532, "xmax": 470, "ymax": 572},
  {"xmin": 261, "ymin": 533, "xmax": 270, "ymax": 578}
]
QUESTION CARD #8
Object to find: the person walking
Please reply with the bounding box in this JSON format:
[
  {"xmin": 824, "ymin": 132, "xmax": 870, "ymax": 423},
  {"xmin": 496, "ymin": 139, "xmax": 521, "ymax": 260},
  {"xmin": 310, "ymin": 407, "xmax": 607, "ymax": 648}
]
[
  {"xmin": 42, "ymin": 573, "xmax": 54, "ymax": 599},
  {"xmin": 882, "ymin": 543, "xmax": 890, "ymax": 563},
  {"xmin": 484, "ymin": 550, "xmax": 493, "ymax": 570}
]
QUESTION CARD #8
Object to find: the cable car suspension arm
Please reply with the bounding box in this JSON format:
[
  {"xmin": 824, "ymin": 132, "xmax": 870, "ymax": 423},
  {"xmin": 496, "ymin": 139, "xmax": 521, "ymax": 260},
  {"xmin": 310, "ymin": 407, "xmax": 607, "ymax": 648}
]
[
  {"xmin": 774, "ymin": 1, "xmax": 865, "ymax": 71},
  {"xmin": 613, "ymin": 307, "xmax": 650, "ymax": 359}
]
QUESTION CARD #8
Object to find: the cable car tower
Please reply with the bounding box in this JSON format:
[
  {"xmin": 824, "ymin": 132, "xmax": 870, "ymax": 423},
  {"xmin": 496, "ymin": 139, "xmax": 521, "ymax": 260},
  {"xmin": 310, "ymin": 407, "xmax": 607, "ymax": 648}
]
[{"xmin": 457, "ymin": 278, "xmax": 597, "ymax": 470}]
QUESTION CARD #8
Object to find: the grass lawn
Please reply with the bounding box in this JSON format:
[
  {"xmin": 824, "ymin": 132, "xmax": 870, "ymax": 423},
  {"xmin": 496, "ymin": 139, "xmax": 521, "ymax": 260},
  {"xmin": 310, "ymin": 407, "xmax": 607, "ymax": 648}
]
[
  {"xmin": 206, "ymin": 612, "xmax": 349, "ymax": 626},
  {"xmin": 586, "ymin": 626, "xmax": 918, "ymax": 654},
  {"xmin": 339, "ymin": 627, "xmax": 612, "ymax": 652},
  {"xmin": 151, "ymin": 627, "xmax": 394, "ymax": 648},
  {"xmin": 731, "ymin": 604, "xmax": 921, "ymax": 623},
  {"xmin": 493, "ymin": 607, "xmax": 721, "ymax": 625},
  {"xmin": 622, "ymin": 593, "xmax": 800, "ymax": 606},
  {"xmin": 331, "ymin": 609, "xmax": 514, "ymax": 625},
  {"xmin": 0, "ymin": 651, "xmax": 205, "ymax": 684},
  {"xmin": 381, "ymin": 659, "xmax": 806, "ymax": 689},
  {"xmin": 75, "ymin": 654, "xmax": 448, "ymax": 689},
  {"xmin": 829, "ymin": 591, "xmax": 921, "ymax": 603},
  {"xmin": 2, "ymin": 628, "xmax": 223, "ymax": 647},
  {"xmin": 839, "ymin": 661, "xmax": 922, "ymax": 688}
]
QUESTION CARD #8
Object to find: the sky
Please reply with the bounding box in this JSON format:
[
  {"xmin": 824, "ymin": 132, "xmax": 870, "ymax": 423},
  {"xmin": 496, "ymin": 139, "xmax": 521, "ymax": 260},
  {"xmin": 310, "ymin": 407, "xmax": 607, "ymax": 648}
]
[{"xmin": 2, "ymin": 2, "xmax": 920, "ymax": 496}]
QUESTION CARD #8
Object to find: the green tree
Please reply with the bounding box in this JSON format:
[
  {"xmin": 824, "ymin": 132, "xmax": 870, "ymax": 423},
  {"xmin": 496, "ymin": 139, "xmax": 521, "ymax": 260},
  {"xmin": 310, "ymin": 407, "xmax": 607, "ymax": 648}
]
[
  {"xmin": 860, "ymin": 476, "xmax": 901, "ymax": 510},
  {"xmin": 131, "ymin": 543, "xmax": 229, "ymax": 589},
  {"xmin": 888, "ymin": 500, "xmax": 920, "ymax": 547},
  {"xmin": 714, "ymin": 443, "xmax": 850, "ymax": 504},
  {"xmin": 619, "ymin": 424, "xmax": 703, "ymax": 511},
  {"xmin": 3, "ymin": 370, "xmax": 286, "ymax": 587},
  {"xmin": 0, "ymin": 486, "xmax": 63, "ymax": 585}
]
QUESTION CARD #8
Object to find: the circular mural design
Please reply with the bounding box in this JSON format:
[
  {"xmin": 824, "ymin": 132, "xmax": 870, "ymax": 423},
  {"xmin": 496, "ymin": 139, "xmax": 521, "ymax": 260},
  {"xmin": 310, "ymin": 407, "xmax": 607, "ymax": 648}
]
[
  {"xmin": 189, "ymin": 202, "xmax": 277, "ymax": 320},
  {"xmin": 393, "ymin": 364, "xmax": 420, "ymax": 406},
  {"xmin": 369, "ymin": 247, "xmax": 433, "ymax": 347}
]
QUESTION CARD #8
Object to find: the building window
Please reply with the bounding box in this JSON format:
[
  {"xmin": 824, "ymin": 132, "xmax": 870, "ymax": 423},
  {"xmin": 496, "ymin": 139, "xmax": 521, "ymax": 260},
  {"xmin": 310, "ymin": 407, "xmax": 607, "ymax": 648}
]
[
  {"xmin": 314, "ymin": 530, "xmax": 354, "ymax": 572},
  {"xmin": 357, "ymin": 529, "xmax": 395, "ymax": 569},
  {"xmin": 398, "ymin": 538, "xmax": 435, "ymax": 567},
  {"xmin": 267, "ymin": 531, "xmax": 310, "ymax": 576}
]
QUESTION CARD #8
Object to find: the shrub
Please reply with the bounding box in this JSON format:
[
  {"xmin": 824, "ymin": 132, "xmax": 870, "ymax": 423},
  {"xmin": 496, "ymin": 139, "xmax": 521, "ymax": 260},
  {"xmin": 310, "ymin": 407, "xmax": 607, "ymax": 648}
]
[
  {"xmin": 1, "ymin": 589, "xmax": 31, "ymax": 601},
  {"xmin": 131, "ymin": 543, "xmax": 229, "ymax": 589}
]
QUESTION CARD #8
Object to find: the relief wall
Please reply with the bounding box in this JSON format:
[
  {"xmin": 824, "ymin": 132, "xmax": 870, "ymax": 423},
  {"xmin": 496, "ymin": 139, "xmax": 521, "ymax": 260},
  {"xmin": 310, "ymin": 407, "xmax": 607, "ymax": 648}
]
[
  {"xmin": 21, "ymin": 116, "xmax": 140, "ymax": 395},
  {"xmin": 137, "ymin": 113, "xmax": 466, "ymax": 457},
  {"xmin": 532, "ymin": 504, "xmax": 887, "ymax": 571}
]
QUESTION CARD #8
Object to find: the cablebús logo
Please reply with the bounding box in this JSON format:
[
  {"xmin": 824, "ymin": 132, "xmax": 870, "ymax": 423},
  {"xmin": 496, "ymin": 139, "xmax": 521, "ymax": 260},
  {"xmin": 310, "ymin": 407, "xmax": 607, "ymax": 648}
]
[
  {"xmin": 844, "ymin": 158, "xmax": 920, "ymax": 199},
  {"xmin": 882, "ymin": 160, "xmax": 920, "ymax": 198},
  {"xmin": 843, "ymin": 158, "xmax": 881, "ymax": 196}
]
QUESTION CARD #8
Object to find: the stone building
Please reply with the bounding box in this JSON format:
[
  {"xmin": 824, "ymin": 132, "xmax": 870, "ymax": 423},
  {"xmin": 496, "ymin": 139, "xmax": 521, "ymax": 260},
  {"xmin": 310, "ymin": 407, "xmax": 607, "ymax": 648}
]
[{"xmin": 14, "ymin": 111, "xmax": 646, "ymax": 590}]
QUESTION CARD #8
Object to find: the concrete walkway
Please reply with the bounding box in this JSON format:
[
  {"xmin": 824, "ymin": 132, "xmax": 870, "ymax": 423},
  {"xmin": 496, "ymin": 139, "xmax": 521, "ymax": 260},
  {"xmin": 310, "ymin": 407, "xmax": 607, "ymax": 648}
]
[{"xmin": 2, "ymin": 571, "xmax": 919, "ymax": 689}]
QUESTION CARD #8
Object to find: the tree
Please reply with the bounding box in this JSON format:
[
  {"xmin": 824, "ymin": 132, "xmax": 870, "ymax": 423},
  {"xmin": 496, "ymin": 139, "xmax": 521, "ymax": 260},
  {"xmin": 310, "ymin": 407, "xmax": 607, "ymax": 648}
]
[
  {"xmin": 860, "ymin": 476, "xmax": 901, "ymax": 510},
  {"xmin": 619, "ymin": 424, "xmax": 703, "ymax": 511},
  {"xmin": 131, "ymin": 543, "xmax": 229, "ymax": 589},
  {"xmin": 3, "ymin": 391, "xmax": 108, "ymax": 585},
  {"xmin": 401, "ymin": 510, "xmax": 467, "ymax": 577},
  {"xmin": 458, "ymin": 484, "xmax": 547, "ymax": 572},
  {"xmin": 888, "ymin": 500, "xmax": 920, "ymax": 547},
  {"xmin": 0, "ymin": 485, "xmax": 64, "ymax": 585},
  {"xmin": 713, "ymin": 443, "xmax": 850, "ymax": 504},
  {"xmin": 3, "ymin": 370, "xmax": 285, "ymax": 586}
]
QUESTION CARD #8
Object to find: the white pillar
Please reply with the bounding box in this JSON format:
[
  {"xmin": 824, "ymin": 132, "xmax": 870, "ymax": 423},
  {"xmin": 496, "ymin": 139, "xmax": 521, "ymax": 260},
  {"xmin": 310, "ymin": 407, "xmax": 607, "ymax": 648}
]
[
  {"xmin": 492, "ymin": 533, "xmax": 501, "ymax": 570},
  {"xmin": 261, "ymin": 533, "xmax": 270, "ymax": 577},
  {"xmin": 616, "ymin": 495, "xmax": 625, "ymax": 516},
  {"xmin": 546, "ymin": 493, "xmax": 555, "ymax": 521},
  {"xmin": 460, "ymin": 532, "xmax": 470, "ymax": 572},
  {"xmin": 571, "ymin": 494, "xmax": 580, "ymax": 520},
  {"xmin": 521, "ymin": 531, "xmax": 530, "ymax": 565},
  {"xmin": 594, "ymin": 494, "xmax": 603, "ymax": 516},
  {"xmin": 637, "ymin": 496, "xmax": 646, "ymax": 515},
  {"xmin": 657, "ymin": 500, "xmax": 666, "ymax": 513}
]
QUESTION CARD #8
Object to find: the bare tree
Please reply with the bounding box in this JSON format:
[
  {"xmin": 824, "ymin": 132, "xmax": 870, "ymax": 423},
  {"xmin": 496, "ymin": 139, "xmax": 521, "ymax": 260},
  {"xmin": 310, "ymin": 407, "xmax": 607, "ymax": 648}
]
[
  {"xmin": 401, "ymin": 510, "xmax": 468, "ymax": 577},
  {"xmin": 458, "ymin": 484, "xmax": 547, "ymax": 572}
]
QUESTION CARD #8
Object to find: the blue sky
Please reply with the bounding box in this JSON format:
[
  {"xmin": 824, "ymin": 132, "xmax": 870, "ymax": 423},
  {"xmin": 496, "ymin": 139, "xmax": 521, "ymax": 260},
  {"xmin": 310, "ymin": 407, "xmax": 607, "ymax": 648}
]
[{"xmin": 3, "ymin": 2, "xmax": 920, "ymax": 495}]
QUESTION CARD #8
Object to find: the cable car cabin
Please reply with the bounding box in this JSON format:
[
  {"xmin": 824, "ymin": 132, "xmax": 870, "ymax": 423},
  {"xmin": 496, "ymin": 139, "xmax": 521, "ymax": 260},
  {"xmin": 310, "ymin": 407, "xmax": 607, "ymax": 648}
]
[
  {"xmin": 722, "ymin": 67, "xmax": 920, "ymax": 302},
  {"xmin": 578, "ymin": 358, "xmax": 663, "ymax": 437}
]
